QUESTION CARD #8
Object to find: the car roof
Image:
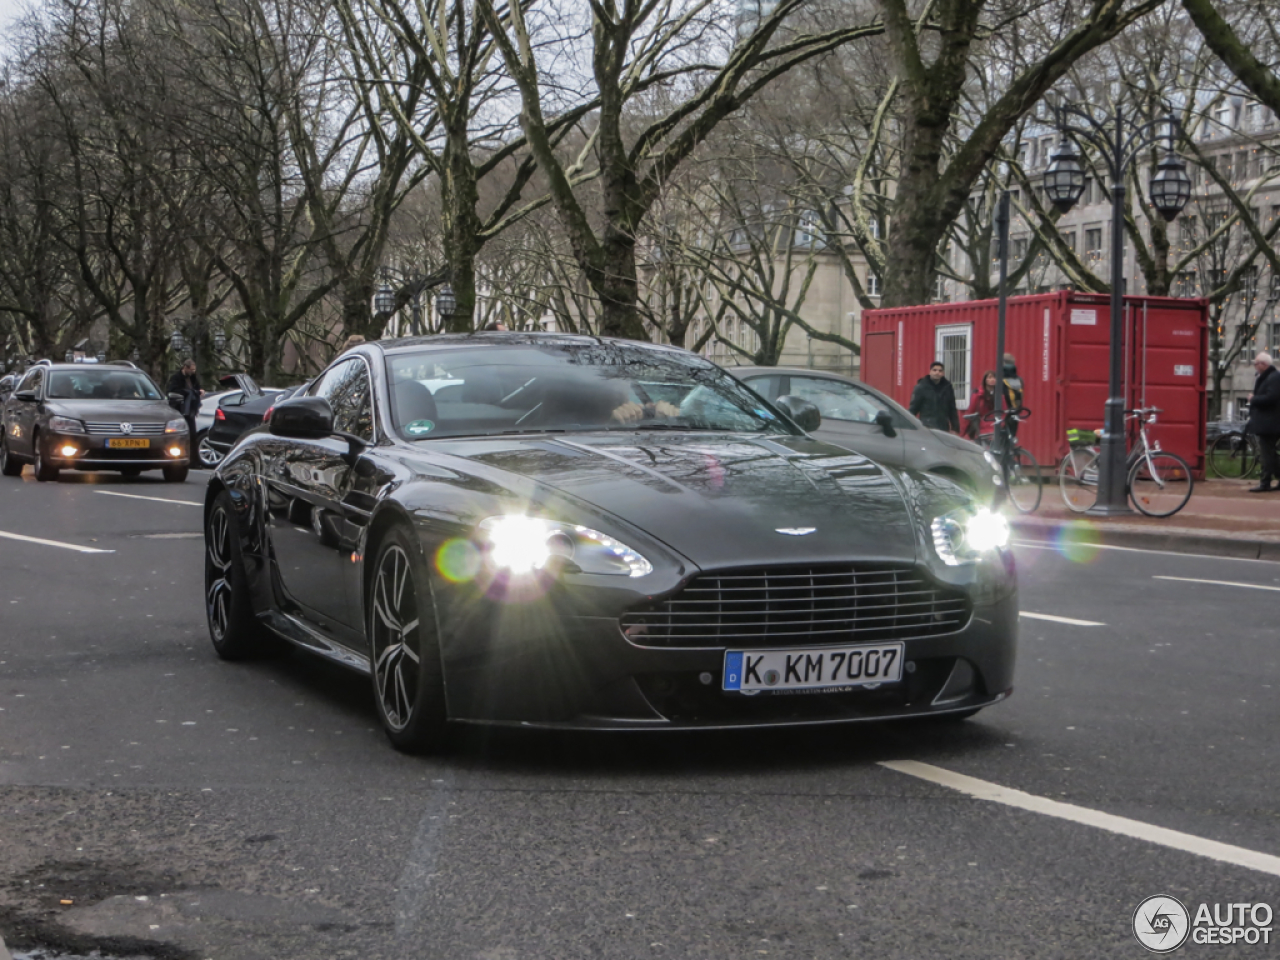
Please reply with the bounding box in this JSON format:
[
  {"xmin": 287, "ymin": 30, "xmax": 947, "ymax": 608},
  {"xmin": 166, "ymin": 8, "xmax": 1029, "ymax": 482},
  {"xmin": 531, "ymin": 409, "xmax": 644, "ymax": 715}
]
[{"xmin": 367, "ymin": 332, "xmax": 699, "ymax": 361}]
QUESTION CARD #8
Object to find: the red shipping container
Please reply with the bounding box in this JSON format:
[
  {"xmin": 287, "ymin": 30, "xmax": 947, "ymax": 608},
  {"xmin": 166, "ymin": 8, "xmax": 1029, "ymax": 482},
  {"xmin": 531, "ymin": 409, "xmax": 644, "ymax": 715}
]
[{"xmin": 861, "ymin": 292, "xmax": 1209, "ymax": 476}]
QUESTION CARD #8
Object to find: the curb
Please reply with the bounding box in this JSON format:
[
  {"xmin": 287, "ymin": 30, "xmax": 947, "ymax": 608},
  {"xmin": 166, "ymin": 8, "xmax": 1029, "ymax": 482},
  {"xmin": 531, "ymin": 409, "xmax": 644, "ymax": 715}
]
[{"xmin": 1011, "ymin": 517, "xmax": 1280, "ymax": 562}]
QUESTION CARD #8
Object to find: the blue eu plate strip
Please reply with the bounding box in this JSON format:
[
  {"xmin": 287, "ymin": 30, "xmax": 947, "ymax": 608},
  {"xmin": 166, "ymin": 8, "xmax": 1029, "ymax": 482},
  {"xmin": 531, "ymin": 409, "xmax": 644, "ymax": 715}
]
[{"xmin": 723, "ymin": 652, "xmax": 743, "ymax": 691}]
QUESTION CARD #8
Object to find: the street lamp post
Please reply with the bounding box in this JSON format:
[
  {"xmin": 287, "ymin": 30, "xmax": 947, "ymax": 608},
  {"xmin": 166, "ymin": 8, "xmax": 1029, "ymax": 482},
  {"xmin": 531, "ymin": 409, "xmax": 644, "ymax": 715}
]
[
  {"xmin": 1043, "ymin": 103, "xmax": 1192, "ymax": 515},
  {"xmin": 376, "ymin": 267, "xmax": 429, "ymax": 336},
  {"xmin": 171, "ymin": 317, "xmax": 227, "ymax": 369},
  {"xmin": 435, "ymin": 283, "xmax": 455, "ymax": 330}
]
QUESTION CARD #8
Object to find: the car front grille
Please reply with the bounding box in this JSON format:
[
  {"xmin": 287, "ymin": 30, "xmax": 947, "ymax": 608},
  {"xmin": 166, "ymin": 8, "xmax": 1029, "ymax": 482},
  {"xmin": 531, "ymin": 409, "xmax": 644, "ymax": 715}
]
[
  {"xmin": 621, "ymin": 564, "xmax": 972, "ymax": 649},
  {"xmin": 83, "ymin": 421, "xmax": 167, "ymax": 436}
]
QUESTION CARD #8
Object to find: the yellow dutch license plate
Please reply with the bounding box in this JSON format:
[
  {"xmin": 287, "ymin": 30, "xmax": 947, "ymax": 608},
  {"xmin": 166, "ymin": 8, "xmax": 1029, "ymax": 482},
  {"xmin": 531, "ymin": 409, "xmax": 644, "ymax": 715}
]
[{"xmin": 106, "ymin": 438, "xmax": 150, "ymax": 449}]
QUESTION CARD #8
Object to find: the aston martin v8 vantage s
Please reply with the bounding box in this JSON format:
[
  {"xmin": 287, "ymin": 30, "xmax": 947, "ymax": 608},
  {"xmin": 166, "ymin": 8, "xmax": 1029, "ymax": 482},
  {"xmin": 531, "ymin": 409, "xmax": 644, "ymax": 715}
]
[{"xmin": 203, "ymin": 335, "xmax": 1017, "ymax": 752}]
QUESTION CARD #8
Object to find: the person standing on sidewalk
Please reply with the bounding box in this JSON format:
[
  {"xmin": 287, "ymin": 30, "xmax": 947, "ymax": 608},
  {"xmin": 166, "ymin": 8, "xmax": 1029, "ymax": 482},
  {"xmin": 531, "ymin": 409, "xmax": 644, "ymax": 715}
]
[
  {"xmin": 909, "ymin": 361, "xmax": 961, "ymax": 433},
  {"xmin": 1247, "ymin": 351, "xmax": 1280, "ymax": 492}
]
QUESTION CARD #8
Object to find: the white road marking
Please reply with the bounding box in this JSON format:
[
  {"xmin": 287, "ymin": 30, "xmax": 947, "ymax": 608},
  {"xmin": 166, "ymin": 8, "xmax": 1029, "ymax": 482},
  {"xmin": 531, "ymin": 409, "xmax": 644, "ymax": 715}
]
[
  {"xmin": 1153, "ymin": 575, "xmax": 1280, "ymax": 593},
  {"xmin": 0, "ymin": 530, "xmax": 114, "ymax": 554},
  {"xmin": 96, "ymin": 490, "xmax": 201, "ymax": 507},
  {"xmin": 882, "ymin": 760, "xmax": 1280, "ymax": 878},
  {"xmin": 1019, "ymin": 611, "xmax": 1105, "ymax": 627},
  {"xmin": 1012, "ymin": 539, "xmax": 1274, "ymax": 564}
]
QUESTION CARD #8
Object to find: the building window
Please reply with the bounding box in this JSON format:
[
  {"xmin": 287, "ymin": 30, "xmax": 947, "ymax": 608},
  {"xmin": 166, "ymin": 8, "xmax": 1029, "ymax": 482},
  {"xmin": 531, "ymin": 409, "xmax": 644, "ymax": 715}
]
[
  {"xmin": 1175, "ymin": 271, "xmax": 1198, "ymax": 297},
  {"xmin": 934, "ymin": 324, "xmax": 972, "ymax": 405},
  {"xmin": 1010, "ymin": 237, "xmax": 1028, "ymax": 260},
  {"xmin": 1271, "ymin": 272, "xmax": 1280, "ymax": 301},
  {"xmin": 1242, "ymin": 265, "xmax": 1259, "ymax": 300},
  {"xmin": 1084, "ymin": 228, "xmax": 1104, "ymax": 257},
  {"xmin": 866, "ymin": 272, "xmax": 881, "ymax": 297},
  {"xmin": 934, "ymin": 273, "xmax": 949, "ymax": 303},
  {"xmin": 1180, "ymin": 216, "xmax": 1198, "ymax": 247},
  {"xmin": 1060, "ymin": 230, "xmax": 1076, "ymax": 252}
]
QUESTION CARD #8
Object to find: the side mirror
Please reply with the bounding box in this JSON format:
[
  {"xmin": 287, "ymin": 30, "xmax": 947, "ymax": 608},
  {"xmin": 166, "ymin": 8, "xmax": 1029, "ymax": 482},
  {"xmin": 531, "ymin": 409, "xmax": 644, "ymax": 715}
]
[
  {"xmin": 167, "ymin": 392, "xmax": 185, "ymax": 411},
  {"xmin": 775, "ymin": 395, "xmax": 822, "ymax": 432},
  {"xmin": 14, "ymin": 389, "xmax": 37, "ymax": 402},
  {"xmin": 874, "ymin": 409, "xmax": 897, "ymax": 438},
  {"xmin": 269, "ymin": 396, "xmax": 335, "ymax": 439}
]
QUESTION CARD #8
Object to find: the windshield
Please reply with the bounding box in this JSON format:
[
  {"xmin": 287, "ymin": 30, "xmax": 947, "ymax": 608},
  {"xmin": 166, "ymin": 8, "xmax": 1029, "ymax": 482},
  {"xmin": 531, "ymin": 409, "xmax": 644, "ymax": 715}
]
[
  {"xmin": 47, "ymin": 369, "xmax": 163, "ymax": 401},
  {"xmin": 384, "ymin": 341, "xmax": 793, "ymax": 441}
]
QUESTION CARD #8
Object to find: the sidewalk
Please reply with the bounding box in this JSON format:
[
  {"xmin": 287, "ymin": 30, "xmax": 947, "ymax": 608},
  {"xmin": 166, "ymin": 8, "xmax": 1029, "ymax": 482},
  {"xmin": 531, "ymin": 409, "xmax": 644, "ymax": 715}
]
[{"xmin": 1010, "ymin": 476, "xmax": 1280, "ymax": 561}]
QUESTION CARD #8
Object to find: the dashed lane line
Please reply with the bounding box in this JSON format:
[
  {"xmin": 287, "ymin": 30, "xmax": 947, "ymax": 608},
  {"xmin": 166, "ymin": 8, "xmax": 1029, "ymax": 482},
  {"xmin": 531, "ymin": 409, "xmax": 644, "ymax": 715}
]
[
  {"xmin": 95, "ymin": 490, "xmax": 202, "ymax": 507},
  {"xmin": 1019, "ymin": 611, "xmax": 1105, "ymax": 627},
  {"xmin": 1153, "ymin": 575, "xmax": 1280, "ymax": 593},
  {"xmin": 881, "ymin": 760, "xmax": 1280, "ymax": 878},
  {"xmin": 0, "ymin": 530, "xmax": 114, "ymax": 554}
]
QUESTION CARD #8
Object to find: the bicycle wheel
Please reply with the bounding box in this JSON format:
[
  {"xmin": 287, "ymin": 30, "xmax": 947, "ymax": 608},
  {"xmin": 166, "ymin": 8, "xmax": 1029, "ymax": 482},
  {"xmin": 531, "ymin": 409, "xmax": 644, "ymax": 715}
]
[
  {"xmin": 1005, "ymin": 446, "xmax": 1042, "ymax": 513},
  {"xmin": 1128, "ymin": 451, "xmax": 1194, "ymax": 517},
  {"xmin": 1058, "ymin": 448, "xmax": 1099, "ymax": 513},
  {"xmin": 1207, "ymin": 433, "xmax": 1257, "ymax": 479}
]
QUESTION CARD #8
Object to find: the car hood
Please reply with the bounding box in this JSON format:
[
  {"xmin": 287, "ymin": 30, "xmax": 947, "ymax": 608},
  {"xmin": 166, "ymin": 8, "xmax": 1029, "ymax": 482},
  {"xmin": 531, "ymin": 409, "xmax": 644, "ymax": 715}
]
[
  {"xmin": 427, "ymin": 432, "xmax": 924, "ymax": 568},
  {"xmin": 44, "ymin": 399, "xmax": 176, "ymax": 422},
  {"xmin": 928, "ymin": 429, "xmax": 984, "ymax": 455}
]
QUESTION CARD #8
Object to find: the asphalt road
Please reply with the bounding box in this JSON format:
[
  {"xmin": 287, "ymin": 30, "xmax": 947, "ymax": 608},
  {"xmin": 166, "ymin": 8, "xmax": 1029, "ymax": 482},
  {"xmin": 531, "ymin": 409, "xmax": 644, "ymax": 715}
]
[{"xmin": 1, "ymin": 467, "xmax": 1278, "ymax": 959}]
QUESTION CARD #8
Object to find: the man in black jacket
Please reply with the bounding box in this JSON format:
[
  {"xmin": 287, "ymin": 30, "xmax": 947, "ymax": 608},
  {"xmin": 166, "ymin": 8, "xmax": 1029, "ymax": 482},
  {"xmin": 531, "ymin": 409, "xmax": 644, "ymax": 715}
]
[
  {"xmin": 167, "ymin": 359, "xmax": 204, "ymax": 438},
  {"xmin": 1247, "ymin": 352, "xmax": 1280, "ymax": 492},
  {"xmin": 909, "ymin": 361, "xmax": 961, "ymax": 433}
]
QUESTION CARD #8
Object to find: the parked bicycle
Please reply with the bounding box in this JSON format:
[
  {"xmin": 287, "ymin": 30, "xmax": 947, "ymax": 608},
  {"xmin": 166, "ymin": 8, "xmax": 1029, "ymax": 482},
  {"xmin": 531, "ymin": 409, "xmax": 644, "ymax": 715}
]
[
  {"xmin": 1206, "ymin": 427, "xmax": 1260, "ymax": 480},
  {"xmin": 1058, "ymin": 407, "xmax": 1194, "ymax": 517},
  {"xmin": 965, "ymin": 407, "xmax": 1042, "ymax": 513}
]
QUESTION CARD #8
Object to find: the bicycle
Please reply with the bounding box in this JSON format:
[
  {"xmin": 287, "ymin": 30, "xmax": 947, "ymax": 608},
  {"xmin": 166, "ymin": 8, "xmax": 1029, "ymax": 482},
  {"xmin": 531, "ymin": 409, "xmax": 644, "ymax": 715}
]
[
  {"xmin": 965, "ymin": 407, "xmax": 1042, "ymax": 513},
  {"xmin": 1206, "ymin": 427, "xmax": 1260, "ymax": 480},
  {"xmin": 1058, "ymin": 407, "xmax": 1194, "ymax": 517}
]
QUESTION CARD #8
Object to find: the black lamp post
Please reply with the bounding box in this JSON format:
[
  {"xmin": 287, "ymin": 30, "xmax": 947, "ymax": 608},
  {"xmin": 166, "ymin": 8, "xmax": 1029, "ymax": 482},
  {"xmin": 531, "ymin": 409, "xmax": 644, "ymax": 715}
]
[
  {"xmin": 1043, "ymin": 103, "xmax": 1192, "ymax": 515},
  {"xmin": 171, "ymin": 317, "xmax": 227, "ymax": 368},
  {"xmin": 435, "ymin": 283, "xmax": 455, "ymax": 328},
  {"xmin": 376, "ymin": 267, "xmax": 428, "ymax": 336}
]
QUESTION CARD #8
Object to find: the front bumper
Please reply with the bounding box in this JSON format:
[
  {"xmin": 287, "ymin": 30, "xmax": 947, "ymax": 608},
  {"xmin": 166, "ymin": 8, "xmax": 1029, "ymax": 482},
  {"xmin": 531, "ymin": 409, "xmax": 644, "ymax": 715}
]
[
  {"xmin": 45, "ymin": 431, "xmax": 190, "ymax": 469},
  {"xmin": 435, "ymin": 561, "xmax": 1017, "ymax": 730}
]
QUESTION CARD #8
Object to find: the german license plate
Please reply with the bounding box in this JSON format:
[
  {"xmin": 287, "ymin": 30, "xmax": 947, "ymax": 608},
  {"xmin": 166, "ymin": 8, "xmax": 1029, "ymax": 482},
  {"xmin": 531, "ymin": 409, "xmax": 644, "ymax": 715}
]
[
  {"xmin": 723, "ymin": 643, "xmax": 904, "ymax": 693},
  {"xmin": 106, "ymin": 438, "xmax": 150, "ymax": 449}
]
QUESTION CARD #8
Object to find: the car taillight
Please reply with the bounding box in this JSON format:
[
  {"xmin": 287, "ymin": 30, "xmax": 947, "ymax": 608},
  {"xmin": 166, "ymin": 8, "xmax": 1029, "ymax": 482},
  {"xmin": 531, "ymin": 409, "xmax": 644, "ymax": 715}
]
[
  {"xmin": 263, "ymin": 406, "xmax": 274, "ymax": 423},
  {"xmin": 215, "ymin": 408, "xmax": 226, "ymax": 421}
]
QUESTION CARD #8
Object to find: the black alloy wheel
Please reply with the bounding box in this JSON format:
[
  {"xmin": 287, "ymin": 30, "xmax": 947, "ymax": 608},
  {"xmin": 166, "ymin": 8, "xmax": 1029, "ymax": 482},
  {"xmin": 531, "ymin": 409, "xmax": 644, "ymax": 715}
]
[
  {"xmin": 205, "ymin": 489, "xmax": 275, "ymax": 659},
  {"xmin": 0, "ymin": 436, "xmax": 21, "ymax": 477},
  {"xmin": 369, "ymin": 527, "xmax": 448, "ymax": 753},
  {"xmin": 32, "ymin": 433, "xmax": 58, "ymax": 482}
]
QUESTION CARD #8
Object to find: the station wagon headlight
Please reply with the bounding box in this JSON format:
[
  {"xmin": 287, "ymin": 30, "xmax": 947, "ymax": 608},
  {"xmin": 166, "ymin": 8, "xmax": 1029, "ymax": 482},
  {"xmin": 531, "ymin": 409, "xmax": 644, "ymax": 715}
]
[
  {"xmin": 165, "ymin": 418, "xmax": 189, "ymax": 433},
  {"xmin": 49, "ymin": 416, "xmax": 86, "ymax": 434},
  {"xmin": 478, "ymin": 515, "xmax": 653, "ymax": 577},
  {"xmin": 931, "ymin": 508, "xmax": 1009, "ymax": 566}
]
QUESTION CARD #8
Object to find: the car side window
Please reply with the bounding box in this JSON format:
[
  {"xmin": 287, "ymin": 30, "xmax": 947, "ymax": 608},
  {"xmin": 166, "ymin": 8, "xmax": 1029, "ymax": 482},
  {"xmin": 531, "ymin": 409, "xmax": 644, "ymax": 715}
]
[
  {"xmin": 787, "ymin": 376, "xmax": 886, "ymax": 424},
  {"xmin": 743, "ymin": 375, "xmax": 783, "ymax": 402},
  {"xmin": 312, "ymin": 359, "xmax": 374, "ymax": 441},
  {"xmin": 17, "ymin": 368, "xmax": 42, "ymax": 396}
]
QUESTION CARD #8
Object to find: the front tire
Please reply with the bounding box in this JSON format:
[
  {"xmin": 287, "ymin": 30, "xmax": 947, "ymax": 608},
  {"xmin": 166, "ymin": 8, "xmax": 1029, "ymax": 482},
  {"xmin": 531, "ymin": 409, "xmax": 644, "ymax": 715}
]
[
  {"xmin": 1004, "ymin": 446, "xmax": 1041, "ymax": 513},
  {"xmin": 0, "ymin": 436, "xmax": 22, "ymax": 477},
  {"xmin": 32, "ymin": 434, "xmax": 58, "ymax": 482},
  {"xmin": 1129, "ymin": 452, "xmax": 1194, "ymax": 517},
  {"xmin": 205, "ymin": 490, "xmax": 276, "ymax": 659},
  {"xmin": 368, "ymin": 527, "xmax": 448, "ymax": 754}
]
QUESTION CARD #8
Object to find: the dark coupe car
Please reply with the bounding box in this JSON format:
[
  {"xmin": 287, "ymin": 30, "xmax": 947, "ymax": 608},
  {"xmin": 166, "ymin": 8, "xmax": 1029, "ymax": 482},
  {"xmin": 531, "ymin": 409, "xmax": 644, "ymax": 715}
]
[
  {"xmin": 204, "ymin": 335, "xmax": 1017, "ymax": 752},
  {"xmin": 202, "ymin": 382, "xmax": 304, "ymax": 466},
  {"xmin": 2, "ymin": 361, "xmax": 190, "ymax": 481}
]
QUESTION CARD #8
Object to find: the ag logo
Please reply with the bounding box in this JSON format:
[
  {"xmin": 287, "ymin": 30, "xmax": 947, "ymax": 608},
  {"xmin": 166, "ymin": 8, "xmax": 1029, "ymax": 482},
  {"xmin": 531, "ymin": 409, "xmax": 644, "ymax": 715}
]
[{"xmin": 1133, "ymin": 895, "xmax": 1190, "ymax": 953}]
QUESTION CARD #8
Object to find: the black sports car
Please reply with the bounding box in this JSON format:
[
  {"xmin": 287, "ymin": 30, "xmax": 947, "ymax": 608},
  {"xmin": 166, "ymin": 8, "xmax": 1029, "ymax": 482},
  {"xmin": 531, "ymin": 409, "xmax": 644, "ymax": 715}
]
[
  {"xmin": 203, "ymin": 382, "xmax": 303, "ymax": 464},
  {"xmin": 204, "ymin": 335, "xmax": 1017, "ymax": 752}
]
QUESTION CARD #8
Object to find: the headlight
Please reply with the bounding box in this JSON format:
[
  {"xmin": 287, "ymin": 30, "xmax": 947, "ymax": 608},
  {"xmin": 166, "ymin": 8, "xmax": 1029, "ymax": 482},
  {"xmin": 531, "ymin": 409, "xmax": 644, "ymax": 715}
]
[
  {"xmin": 49, "ymin": 416, "xmax": 86, "ymax": 434},
  {"xmin": 930, "ymin": 508, "xmax": 1009, "ymax": 566},
  {"xmin": 165, "ymin": 418, "xmax": 189, "ymax": 433},
  {"xmin": 478, "ymin": 515, "xmax": 653, "ymax": 577}
]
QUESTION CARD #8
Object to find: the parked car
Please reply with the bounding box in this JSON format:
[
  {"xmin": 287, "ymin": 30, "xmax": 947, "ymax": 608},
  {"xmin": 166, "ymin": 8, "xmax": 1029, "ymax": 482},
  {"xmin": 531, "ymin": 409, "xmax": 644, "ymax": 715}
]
[
  {"xmin": 0, "ymin": 373, "xmax": 16, "ymax": 403},
  {"xmin": 1, "ymin": 360, "xmax": 190, "ymax": 481},
  {"xmin": 203, "ymin": 334, "xmax": 1017, "ymax": 753},
  {"xmin": 202, "ymin": 382, "xmax": 305, "ymax": 465},
  {"xmin": 194, "ymin": 374, "xmax": 281, "ymax": 468},
  {"xmin": 731, "ymin": 366, "xmax": 1000, "ymax": 501}
]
